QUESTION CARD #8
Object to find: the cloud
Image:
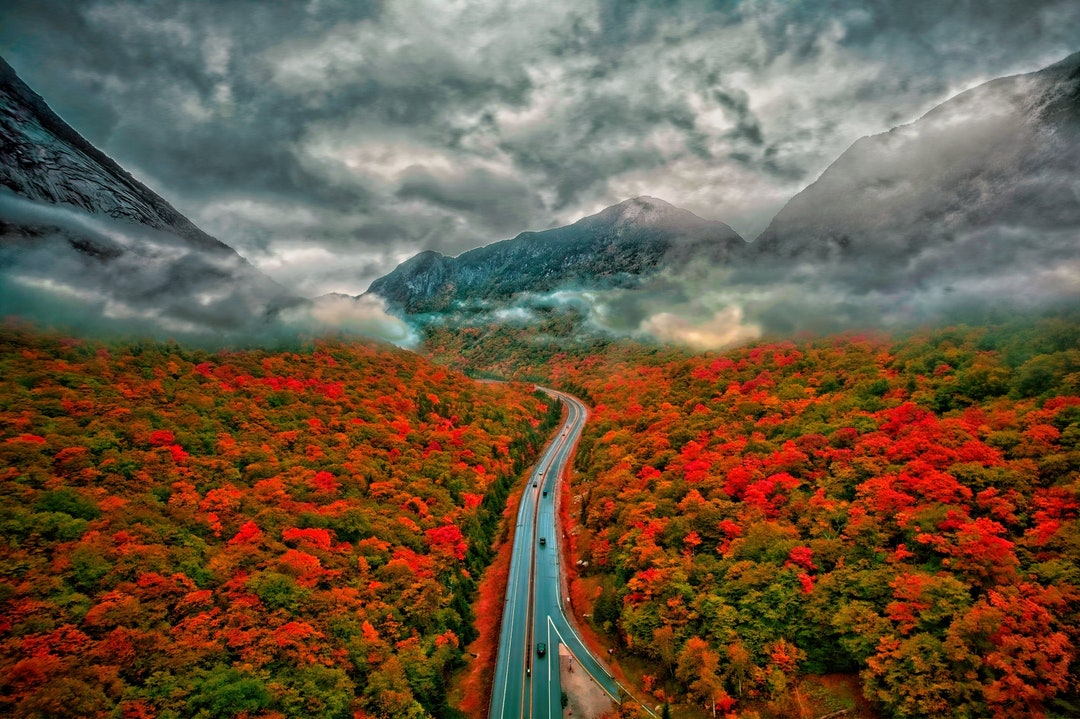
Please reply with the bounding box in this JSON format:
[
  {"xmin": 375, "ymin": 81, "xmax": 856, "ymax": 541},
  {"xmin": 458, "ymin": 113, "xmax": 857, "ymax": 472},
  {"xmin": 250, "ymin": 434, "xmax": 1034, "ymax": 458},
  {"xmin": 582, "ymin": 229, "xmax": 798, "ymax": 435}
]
[
  {"xmin": 2, "ymin": 0, "xmax": 1079, "ymax": 299},
  {"xmin": 640, "ymin": 306, "xmax": 762, "ymax": 350},
  {"xmin": 0, "ymin": 191, "xmax": 293, "ymax": 333},
  {"xmin": 396, "ymin": 166, "xmax": 542, "ymax": 236},
  {"xmin": 0, "ymin": 192, "xmax": 419, "ymax": 346},
  {"xmin": 744, "ymin": 53, "xmax": 1080, "ymax": 316},
  {"xmin": 412, "ymin": 208, "xmax": 1080, "ymax": 346},
  {"xmin": 282, "ymin": 293, "xmax": 419, "ymax": 348}
]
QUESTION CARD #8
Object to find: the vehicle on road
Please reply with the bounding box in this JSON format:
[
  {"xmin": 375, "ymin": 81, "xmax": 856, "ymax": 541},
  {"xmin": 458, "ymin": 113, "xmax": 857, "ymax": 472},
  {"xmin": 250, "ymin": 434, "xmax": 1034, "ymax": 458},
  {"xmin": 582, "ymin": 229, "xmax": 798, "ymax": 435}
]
[
  {"xmin": 542, "ymin": 490, "xmax": 547, "ymax": 496},
  {"xmin": 539, "ymin": 537, "xmax": 546, "ymax": 546},
  {"xmin": 533, "ymin": 481, "xmax": 537, "ymax": 487},
  {"xmin": 536, "ymin": 642, "xmax": 546, "ymax": 657}
]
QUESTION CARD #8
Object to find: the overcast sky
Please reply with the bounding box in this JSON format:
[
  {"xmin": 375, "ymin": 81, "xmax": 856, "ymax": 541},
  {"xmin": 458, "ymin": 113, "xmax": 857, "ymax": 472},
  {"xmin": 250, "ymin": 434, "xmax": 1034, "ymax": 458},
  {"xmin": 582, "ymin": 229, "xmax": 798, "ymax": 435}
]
[{"xmin": 2, "ymin": 0, "xmax": 1077, "ymax": 297}]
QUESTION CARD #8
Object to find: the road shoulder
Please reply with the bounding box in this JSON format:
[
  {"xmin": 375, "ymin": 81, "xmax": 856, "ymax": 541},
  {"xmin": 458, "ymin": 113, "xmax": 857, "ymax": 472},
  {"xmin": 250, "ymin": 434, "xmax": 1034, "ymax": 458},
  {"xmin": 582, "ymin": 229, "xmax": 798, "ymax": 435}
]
[{"xmin": 560, "ymin": 644, "xmax": 616, "ymax": 718}]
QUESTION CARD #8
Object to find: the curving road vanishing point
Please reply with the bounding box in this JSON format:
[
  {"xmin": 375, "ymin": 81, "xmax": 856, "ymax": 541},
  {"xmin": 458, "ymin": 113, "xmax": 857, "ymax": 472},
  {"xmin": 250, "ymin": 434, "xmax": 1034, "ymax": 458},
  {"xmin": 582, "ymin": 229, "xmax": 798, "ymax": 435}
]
[{"xmin": 489, "ymin": 388, "xmax": 622, "ymax": 718}]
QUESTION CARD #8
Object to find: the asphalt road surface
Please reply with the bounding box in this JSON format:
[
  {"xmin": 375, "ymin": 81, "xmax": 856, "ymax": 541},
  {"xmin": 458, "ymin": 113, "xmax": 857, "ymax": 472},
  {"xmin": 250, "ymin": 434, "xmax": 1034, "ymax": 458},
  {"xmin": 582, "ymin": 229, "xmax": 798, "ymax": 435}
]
[{"xmin": 489, "ymin": 388, "xmax": 621, "ymax": 719}]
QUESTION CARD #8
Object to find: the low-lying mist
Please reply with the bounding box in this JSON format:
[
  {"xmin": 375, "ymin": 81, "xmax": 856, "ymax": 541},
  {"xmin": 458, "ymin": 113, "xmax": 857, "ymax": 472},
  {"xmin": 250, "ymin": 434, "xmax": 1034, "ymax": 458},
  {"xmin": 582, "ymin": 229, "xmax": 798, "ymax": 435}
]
[
  {"xmin": 412, "ymin": 237, "xmax": 1080, "ymax": 352},
  {"xmin": 0, "ymin": 192, "xmax": 418, "ymax": 349}
]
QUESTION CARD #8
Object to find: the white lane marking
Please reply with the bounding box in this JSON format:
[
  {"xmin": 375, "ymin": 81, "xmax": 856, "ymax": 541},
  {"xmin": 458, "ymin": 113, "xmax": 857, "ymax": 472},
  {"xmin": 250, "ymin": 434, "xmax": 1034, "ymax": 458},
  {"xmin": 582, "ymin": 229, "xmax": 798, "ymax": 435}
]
[{"xmin": 546, "ymin": 618, "xmax": 554, "ymax": 719}]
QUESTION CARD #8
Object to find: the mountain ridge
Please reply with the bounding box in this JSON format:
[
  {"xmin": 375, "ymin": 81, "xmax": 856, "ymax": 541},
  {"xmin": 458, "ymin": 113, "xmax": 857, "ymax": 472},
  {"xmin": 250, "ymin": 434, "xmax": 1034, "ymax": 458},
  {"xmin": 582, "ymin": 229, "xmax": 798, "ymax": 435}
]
[
  {"xmin": 0, "ymin": 57, "xmax": 232, "ymax": 254},
  {"xmin": 366, "ymin": 195, "xmax": 747, "ymax": 314},
  {"xmin": 0, "ymin": 55, "xmax": 307, "ymax": 340},
  {"xmin": 749, "ymin": 50, "xmax": 1080, "ymax": 272}
]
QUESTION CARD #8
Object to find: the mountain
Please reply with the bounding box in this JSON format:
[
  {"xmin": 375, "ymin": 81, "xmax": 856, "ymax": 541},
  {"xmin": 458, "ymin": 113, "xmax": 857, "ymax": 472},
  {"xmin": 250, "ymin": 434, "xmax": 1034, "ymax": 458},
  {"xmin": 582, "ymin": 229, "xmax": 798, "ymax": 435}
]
[
  {"xmin": 367, "ymin": 196, "xmax": 746, "ymax": 314},
  {"xmin": 749, "ymin": 51, "xmax": 1080, "ymax": 300},
  {"xmin": 0, "ymin": 56, "xmax": 302, "ymax": 339},
  {"xmin": 369, "ymin": 53, "xmax": 1079, "ymax": 343},
  {"xmin": 0, "ymin": 59, "xmax": 228, "ymax": 252}
]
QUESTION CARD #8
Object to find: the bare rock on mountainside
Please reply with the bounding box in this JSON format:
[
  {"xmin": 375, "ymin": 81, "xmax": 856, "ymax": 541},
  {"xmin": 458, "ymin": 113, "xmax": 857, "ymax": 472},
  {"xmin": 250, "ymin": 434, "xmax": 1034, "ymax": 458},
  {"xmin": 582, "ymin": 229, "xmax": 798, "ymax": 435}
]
[
  {"xmin": 0, "ymin": 56, "xmax": 303, "ymax": 338},
  {"xmin": 0, "ymin": 57, "xmax": 226, "ymax": 252}
]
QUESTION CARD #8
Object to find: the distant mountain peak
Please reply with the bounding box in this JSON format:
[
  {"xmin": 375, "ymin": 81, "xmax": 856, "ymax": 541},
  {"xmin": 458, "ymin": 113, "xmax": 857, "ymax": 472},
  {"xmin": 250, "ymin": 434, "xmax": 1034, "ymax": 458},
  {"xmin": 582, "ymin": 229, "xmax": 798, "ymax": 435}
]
[
  {"xmin": 367, "ymin": 197, "xmax": 746, "ymax": 314},
  {"xmin": 613, "ymin": 196, "xmax": 672, "ymax": 223},
  {"xmin": 592, "ymin": 195, "xmax": 716, "ymax": 230},
  {"xmin": 616, "ymin": 195, "xmax": 676, "ymax": 215},
  {"xmin": 406, "ymin": 248, "xmax": 447, "ymax": 263}
]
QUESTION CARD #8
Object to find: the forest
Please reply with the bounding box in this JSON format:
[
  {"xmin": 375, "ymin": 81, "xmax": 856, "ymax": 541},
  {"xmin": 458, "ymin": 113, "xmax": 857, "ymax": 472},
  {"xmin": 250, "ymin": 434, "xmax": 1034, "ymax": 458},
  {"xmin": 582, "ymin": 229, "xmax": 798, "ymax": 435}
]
[
  {"xmin": 0, "ymin": 325, "xmax": 558, "ymax": 719},
  {"xmin": 426, "ymin": 312, "xmax": 1080, "ymax": 718},
  {"xmin": 1, "ymin": 311, "xmax": 1077, "ymax": 719}
]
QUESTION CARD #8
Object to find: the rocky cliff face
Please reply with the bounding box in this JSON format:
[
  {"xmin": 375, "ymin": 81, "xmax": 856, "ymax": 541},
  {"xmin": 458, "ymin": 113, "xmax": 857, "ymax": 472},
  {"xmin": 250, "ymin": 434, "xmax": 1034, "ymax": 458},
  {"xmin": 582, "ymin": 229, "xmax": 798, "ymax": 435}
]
[
  {"xmin": 0, "ymin": 56, "xmax": 301, "ymax": 339},
  {"xmin": 367, "ymin": 196, "xmax": 746, "ymax": 314},
  {"xmin": 0, "ymin": 58, "xmax": 229, "ymax": 253}
]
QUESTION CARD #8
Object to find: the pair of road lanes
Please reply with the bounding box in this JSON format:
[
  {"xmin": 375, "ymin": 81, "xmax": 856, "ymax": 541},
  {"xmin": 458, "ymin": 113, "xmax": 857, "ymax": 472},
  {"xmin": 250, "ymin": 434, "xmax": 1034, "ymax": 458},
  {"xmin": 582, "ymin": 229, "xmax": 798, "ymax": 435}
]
[{"xmin": 489, "ymin": 388, "xmax": 620, "ymax": 719}]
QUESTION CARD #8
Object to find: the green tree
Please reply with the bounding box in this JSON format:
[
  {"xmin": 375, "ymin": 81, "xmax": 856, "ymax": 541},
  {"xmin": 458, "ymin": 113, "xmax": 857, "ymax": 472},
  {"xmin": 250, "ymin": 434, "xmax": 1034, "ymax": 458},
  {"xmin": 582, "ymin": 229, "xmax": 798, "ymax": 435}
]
[{"xmin": 188, "ymin": 666, "xmax": 271, "ymax": 719}]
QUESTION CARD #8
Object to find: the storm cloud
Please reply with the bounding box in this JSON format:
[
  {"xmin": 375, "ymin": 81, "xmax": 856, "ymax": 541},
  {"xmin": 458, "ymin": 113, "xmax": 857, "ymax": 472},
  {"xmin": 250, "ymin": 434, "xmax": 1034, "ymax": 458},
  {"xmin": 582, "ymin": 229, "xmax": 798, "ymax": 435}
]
[{"xmin": 2, "ymin": 0, "xmax": 1076, "ymax": 297}]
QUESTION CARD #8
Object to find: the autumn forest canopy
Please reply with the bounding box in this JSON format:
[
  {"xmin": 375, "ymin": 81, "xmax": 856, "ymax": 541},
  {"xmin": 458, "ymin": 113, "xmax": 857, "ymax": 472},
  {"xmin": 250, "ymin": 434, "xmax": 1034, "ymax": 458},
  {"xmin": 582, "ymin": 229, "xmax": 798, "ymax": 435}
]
[
  {"xmin": 428, "ymin": 312, "xmax": 1080, "ymax": 719},
  {"xmin": 1, "ymin": 309, "xmax": 1079, "ymax": 719},
  {"xmin": 0, "ymin": 326, "xmax": 558, "ymax": 718},
  {"xmin": 1, "ymin": 2, "xmax": 1079, "ymax": 716}
]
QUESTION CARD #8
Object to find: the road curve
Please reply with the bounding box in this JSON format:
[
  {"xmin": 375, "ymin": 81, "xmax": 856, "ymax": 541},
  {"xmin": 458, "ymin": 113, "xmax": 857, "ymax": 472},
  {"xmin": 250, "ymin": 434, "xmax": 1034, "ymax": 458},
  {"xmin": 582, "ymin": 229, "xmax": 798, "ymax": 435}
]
[{"xmin": 489, "ymin": 388, "xmax": 621, "ymax": 719}]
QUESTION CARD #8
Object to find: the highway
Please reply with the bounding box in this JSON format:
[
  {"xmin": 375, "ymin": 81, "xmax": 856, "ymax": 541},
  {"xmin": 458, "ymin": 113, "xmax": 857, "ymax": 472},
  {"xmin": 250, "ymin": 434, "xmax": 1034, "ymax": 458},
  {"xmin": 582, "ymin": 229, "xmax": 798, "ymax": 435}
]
[{"xmin": 489, "ymin": 388, "xmax": 621, "ymax": 719}]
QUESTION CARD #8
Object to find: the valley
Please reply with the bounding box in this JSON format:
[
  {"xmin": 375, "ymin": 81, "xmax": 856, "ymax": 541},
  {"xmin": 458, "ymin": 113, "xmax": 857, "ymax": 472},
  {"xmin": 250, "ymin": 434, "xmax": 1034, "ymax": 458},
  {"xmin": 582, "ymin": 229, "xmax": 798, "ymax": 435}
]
[
  {"xmin": 0, "ymin": 16, "xmax": 1078, "ymax": 719},
  {"xmin": 432, "ymin": 314, "xmax": 1080, "ymax": 719}
]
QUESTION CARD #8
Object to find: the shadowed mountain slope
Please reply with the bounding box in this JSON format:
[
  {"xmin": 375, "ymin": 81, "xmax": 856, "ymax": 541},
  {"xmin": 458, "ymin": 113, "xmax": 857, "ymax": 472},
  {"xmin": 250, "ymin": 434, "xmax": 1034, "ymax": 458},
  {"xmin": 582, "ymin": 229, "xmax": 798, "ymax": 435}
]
[
  {"xmin": 748, "ymin": 51, "xmax": 1080, "ymax": 299},
  {"xmin": 367, "ymin": 196, "xmax": 746, "ymax": 314}
]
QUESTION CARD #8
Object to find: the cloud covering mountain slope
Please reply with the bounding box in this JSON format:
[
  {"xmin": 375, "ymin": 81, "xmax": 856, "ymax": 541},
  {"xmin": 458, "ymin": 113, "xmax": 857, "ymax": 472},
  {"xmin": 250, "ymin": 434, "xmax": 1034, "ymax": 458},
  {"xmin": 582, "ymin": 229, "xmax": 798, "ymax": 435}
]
[
  {"xmin": 747, "ymin": 51, "xmax": 1080, "ymax": 305},
  {"xmin": 369, "ymin": 53, "xmax": 1080, "ymax": 347},
  {"xmin": 0, "ymin": 57, "xmax": 414, "ymax": 345}
]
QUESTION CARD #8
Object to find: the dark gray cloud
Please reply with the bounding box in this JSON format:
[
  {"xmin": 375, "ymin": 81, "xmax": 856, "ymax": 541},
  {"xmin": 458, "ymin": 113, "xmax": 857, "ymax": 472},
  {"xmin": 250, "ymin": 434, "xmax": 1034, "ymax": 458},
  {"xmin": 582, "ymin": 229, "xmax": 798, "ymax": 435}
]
[
  {"xmin": 396, "ymin": 166, "xmax": 543, "ymax": 236},
  {"xmin": 0, "ymin": 191, "xmax": 293, "ymax": 335},
  {"xmin": 2, "ymin": 0, "xmax": 1078, "ymax": 296}
]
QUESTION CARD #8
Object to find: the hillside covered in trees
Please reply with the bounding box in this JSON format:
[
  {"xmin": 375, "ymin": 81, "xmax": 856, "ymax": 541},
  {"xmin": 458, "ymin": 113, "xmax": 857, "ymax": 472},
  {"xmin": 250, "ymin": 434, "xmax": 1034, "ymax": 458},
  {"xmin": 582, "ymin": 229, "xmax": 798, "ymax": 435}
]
[
  {"xmin": 427, "ymin": 314, "xmax": 1080, "ymax": 718},
  {"xmin": 0, "ymin": 326, "xmax": 558, "ymax": 719},
  {"xmin": 2, "ymin": 311, "xmax": 1077, "ymax": 719}
]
